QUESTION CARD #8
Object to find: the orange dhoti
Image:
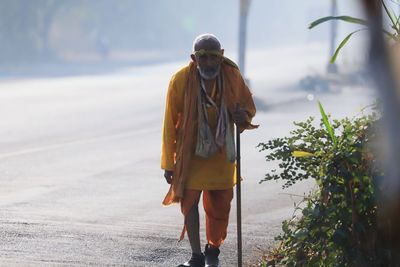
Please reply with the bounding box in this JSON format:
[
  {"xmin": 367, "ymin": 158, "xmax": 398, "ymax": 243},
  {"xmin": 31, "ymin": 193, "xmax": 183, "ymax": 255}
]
[{"xmin": 180, "ymin": 189, "xmax": 234, "ymax": 247}]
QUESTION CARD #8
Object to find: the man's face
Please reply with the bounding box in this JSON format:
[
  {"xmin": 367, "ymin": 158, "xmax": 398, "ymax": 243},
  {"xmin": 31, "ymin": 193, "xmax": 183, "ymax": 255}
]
[{"xmin": 191, "ymin": 41, "xmax": 224, "ymax": 80}]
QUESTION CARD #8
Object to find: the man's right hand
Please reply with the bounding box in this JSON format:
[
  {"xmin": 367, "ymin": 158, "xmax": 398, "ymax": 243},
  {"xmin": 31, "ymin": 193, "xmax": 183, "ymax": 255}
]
[{"xmin": 164, "ymin": 170, "xmax": 173, "ymax": 184}]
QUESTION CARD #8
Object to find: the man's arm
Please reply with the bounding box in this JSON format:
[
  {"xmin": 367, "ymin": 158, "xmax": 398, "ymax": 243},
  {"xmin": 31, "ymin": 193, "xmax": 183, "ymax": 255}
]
[
  {"xmin": 232, "ymin": 104, "xmax": 250, "ymax": 127},
  {"xmin": 161, "ymin": 77, "xmax": 179, "ymax": 183},
  {"xmin": 236, "ymin": 79, "xmax": 258, "ymax": 132}
]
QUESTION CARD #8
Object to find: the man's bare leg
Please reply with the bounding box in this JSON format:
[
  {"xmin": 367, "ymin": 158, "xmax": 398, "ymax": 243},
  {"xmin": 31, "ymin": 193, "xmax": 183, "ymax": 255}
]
[
  {"xmin": 178, "ymin": 191, "xmax": 204, "ymax": 267},
  {"xmin": 186, "ymin": 202, "xmax": 201, "ymax": 255}
]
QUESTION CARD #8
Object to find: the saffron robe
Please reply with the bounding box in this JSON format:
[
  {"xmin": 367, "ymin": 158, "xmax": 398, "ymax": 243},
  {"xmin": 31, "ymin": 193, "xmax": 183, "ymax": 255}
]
[{"xmin": 161, "ymin": 59, "xmax": 257, "ymax": 205}]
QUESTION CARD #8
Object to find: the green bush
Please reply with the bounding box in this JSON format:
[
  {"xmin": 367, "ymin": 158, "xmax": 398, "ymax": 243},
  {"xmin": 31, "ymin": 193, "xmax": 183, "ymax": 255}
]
[{"xmin": 258, "ymin": 103, "xmax": 385, "ymax": 266}]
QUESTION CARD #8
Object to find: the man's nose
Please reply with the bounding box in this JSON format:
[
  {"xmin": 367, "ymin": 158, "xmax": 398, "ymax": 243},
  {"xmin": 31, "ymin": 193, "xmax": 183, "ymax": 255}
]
[{"xmin": 205, "ymin": 57, "xmax": 214, "ymax": 66}]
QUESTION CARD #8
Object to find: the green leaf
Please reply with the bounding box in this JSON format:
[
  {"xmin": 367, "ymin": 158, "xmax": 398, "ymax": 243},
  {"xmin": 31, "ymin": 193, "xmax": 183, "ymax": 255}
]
[
  {"xmin": 292, "ymin": 151, "xmax": 314, "ymax": 158},
  {"xmin": 308, "ymin": 16, "xmax": 368, "ymax": 29},
  {"xmin": 394, "ymin": 15, "xmax": 400, "ymax": 34},
  {"xmin": 309, "ymin": 13, "xmax": 397, "ymax": 41},
  {"xmin": 330, "ymin": 29, "xmax": 366, "ymax": 63},
  {"xmin": 382, "ymin": 29, "xmax": 398, "ymax": 40},
  {"xmin": 318, "ymin": 101, "xmax": 337, "ymax": 146},
  {"xmin": 381, "ymin": 0, "xmax": 398, "ymax": 33}
]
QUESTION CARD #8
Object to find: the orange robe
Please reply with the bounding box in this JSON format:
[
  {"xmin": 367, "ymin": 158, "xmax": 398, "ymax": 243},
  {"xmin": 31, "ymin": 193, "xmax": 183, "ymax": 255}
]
[
  {"xmin": 181, "ymin": 188, "xmax": 233, "ymax": 247},
  {"xmin": 161, "ymin": 59, "xmax": 257, "ymax": 205}
]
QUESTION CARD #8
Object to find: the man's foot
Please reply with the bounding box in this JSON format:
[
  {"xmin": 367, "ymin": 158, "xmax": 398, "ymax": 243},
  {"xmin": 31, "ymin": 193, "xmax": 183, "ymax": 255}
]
[
  {"xmin": 177, "ymin": 252, "xmax": 205, "ymax": 267},
  {"xmin": 204, "ymin": 244, "xmax": 220, "ymax": 267}
]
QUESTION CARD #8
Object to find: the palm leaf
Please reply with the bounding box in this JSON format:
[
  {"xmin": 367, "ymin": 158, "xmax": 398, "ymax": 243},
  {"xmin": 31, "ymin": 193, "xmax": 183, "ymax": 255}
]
[
  {"xmin": 383, "ymin": 29, "xmax": 398, "ymax": 39},
  {"xmin": 308, "ymin": 16, "xmax": 368, "ymax": 29},
  {"xmin": 381, "ymin": 0, "xmax": 399, "ymax": 34},
  {"xmin": 330, "ymin": 29, "xmax": 366, "ymax": 63},
  {"xmin": 318, "ymin": 101, "xmax": 337, "ymax": 146},
  {"xmin": 395, "ymin": 14, "xmax": 400, "ymax": 31},
  {"xmin": 309, "ymin": 15, "xmax": 396, "ymax": 40}
]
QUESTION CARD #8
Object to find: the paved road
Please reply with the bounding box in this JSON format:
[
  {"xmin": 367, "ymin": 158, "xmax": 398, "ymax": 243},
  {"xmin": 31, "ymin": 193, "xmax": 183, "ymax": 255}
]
[{"xmin": 0, "ymin": 45, "xmax": 375, "ymax": 266}]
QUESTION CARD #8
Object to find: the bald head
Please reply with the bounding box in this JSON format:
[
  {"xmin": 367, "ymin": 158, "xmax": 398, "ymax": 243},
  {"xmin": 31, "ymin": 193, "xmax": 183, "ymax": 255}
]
[
  {"xmin": 192, "ymin": 33, "xmax": 221, "ymax": 52},
  {"xmin": 191, "ymin": 33, "xmax": 224, "ymax": 80}
]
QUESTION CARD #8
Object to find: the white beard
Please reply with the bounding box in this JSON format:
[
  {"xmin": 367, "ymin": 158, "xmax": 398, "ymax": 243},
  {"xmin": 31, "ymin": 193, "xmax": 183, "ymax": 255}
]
[{"xmin": 197, "ymin": 65, "xmax": 220, "ymax": 80}]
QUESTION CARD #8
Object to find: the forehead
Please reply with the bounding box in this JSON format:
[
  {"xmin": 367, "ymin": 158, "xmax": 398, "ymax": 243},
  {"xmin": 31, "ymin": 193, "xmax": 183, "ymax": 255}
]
[{"xmin": 195, "ymin": 39, "xmax": 221, "ymax": 51}]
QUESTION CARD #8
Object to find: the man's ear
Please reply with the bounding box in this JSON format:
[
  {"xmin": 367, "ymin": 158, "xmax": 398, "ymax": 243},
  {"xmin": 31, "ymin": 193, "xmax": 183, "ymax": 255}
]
[
  {"xmin": 219, "ymin": 49, "xmax": 225, "ymax": 63},
  {"xmin": 190, "ymin": 54, "xmax": 196, "ymax": 62}
]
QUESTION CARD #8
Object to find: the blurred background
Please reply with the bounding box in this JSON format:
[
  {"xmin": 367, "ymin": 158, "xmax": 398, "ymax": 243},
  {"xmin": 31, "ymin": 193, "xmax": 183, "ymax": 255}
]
[
  {"xmin": 0, "ymin": 0, "xmax": 368, "ymax": 76},
  {"xmin": 0, "ymin": 1, "xmax": 388, "ymax": 266}
]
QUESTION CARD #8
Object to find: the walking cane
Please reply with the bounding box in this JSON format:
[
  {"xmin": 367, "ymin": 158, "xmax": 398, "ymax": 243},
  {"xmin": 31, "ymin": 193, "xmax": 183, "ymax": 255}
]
[{"xmin": 235, "ymin": 103, "xmax": 243, "ymax": 267}]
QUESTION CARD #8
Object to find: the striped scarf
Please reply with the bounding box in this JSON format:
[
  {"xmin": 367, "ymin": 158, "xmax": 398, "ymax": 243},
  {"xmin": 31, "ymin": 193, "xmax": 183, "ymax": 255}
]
[{"xmin": 195, "ymin": 72, "xmax": 235, "ymax": 162}]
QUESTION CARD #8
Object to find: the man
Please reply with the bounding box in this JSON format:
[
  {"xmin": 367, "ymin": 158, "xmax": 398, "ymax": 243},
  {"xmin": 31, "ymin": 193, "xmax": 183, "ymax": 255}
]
[{"xmin": 161, "ymin": 33, "xmax": 257, "ymax": 267}]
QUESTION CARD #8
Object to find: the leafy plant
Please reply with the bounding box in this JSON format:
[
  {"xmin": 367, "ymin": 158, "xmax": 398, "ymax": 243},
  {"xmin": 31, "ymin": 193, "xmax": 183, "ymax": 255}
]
[
  {"xmin": 309, "ymin": 0, "xmax": 399, "ymax": 63},
  {"xmin": 258, "ymin": 103, "xmax": 385, "ymax": 266}
]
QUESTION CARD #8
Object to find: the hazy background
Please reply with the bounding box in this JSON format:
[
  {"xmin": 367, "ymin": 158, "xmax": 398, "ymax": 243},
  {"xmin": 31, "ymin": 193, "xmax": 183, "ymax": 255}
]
[
  {"xmin": 0, "ymin": 1, "xmax": 385, "ymax": 266},
  {"xmin": 0, "ymin": 0, "xmax": 372, "ymax": 77}
]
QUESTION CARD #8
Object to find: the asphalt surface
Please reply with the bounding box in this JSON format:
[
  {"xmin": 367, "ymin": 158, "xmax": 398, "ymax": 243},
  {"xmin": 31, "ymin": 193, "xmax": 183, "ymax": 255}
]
[{"xmin": 0, "ymin": 45, "xmax": 376, "ymax": 266}]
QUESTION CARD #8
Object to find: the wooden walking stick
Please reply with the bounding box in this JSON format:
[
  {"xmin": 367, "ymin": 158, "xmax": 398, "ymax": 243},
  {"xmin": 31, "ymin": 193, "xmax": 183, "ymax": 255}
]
[{"xmin": 235, "ymin": 103, "xmax": 243, "ymax": 267}]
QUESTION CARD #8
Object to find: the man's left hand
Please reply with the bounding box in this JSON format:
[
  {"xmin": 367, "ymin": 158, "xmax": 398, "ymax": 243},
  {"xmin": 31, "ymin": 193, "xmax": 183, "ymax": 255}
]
[
  {"xmin": 232, "ymin": 105, "xmax": 247, "ymax": 126},
  {"xmin": 164, "ymin": 170, "xmax": 173, "ymax": 184}
]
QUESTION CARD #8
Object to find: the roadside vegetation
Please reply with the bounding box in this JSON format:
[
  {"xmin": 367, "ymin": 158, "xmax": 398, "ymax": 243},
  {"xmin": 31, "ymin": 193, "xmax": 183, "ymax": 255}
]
[
  {"xmin": 258, "ymin": 103, "xmax": 382, "ymax": 266},
  {"xmin": 257, "ymin": 1, "xmax": 400, "ymax": 265}
]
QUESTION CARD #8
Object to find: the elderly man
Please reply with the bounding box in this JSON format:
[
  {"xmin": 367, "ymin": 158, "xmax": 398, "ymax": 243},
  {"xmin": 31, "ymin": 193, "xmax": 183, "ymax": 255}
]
[{"xmin": 161, "ymin": 33, "xmax": 257, "ymax": 267}]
